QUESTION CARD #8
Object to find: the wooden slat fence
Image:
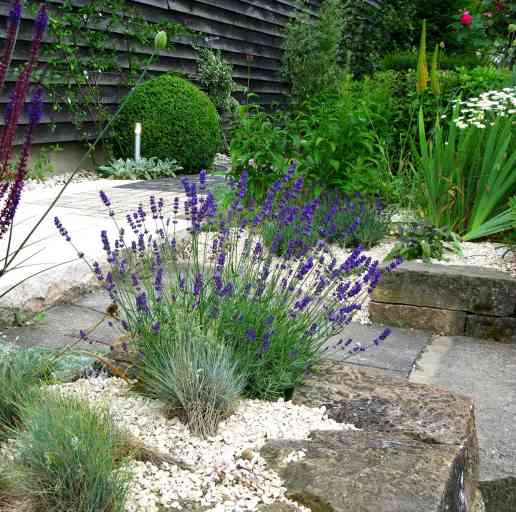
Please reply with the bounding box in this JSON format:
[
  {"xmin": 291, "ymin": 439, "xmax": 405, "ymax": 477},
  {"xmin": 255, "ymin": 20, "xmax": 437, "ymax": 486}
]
[{"xmin": 0, "ymin": 0, "xmax": 321, "ymax": 145}]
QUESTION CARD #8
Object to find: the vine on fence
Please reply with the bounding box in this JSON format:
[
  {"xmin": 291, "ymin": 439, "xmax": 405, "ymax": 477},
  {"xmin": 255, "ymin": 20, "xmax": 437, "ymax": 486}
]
[{"xmin": 26, "ymin": 0, "xmax": 187, "ymax": 160}]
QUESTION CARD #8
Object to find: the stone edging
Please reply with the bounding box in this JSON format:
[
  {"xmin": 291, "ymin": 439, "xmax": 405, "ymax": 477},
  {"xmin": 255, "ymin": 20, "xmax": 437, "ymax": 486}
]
[
  {"xmin": 260, "ymin": 362, "xmax": 483, "ymax": 512},
  {"xmin": 370, "ymin": 262, "xmax": 516, "ymax": 342}
]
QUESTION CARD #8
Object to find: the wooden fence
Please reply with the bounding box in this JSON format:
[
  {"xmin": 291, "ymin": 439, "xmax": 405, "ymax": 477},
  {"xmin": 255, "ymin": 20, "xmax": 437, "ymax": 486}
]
[{"xmin": 0, "ymin": 0, "xmax": 321, "ymax": 145}]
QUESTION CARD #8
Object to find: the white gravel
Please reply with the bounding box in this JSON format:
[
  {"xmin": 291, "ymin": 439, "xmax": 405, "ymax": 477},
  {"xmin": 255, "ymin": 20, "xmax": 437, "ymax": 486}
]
[
  {"xmin": 24, "ymin": 170, "xmax": 101, "ymax": 192},
  {"xmin": 53, "ymin": 376, "xmax": 353, "ymax": 512}
]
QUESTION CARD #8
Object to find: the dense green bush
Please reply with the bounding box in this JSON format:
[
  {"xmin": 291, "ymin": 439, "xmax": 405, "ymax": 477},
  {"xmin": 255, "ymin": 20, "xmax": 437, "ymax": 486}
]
[
  {"xmin": 5, "ymin": 393, "xmax": 131, "ymax": 512},
  {"xmin": 112, "ymin": 74, "xmax": 221, "ymax": 173},
  {"xmin": 230, "ymin": 76, "xmax": 399, "ymax": 199}
]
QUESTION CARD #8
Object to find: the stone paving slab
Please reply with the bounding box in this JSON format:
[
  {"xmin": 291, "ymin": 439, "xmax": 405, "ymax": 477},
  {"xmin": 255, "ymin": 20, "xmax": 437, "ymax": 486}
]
[
  {"xmin": 410, "ymin": 335, "xmax": 516, "ymax": 511},
  {"xmin": 324, "ymin": 323, "xmax": 432, "ymax": 376}
]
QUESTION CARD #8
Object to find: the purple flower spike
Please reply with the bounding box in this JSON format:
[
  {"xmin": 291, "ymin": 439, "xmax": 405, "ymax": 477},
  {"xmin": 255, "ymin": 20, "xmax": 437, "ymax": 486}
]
[
  {"xmin": 135, "ymin": 291, "xmax": 149, "ymax": 313},
  {"xmin": 199, "ymin": 169, "xmax": 207, "ymax": 191}
]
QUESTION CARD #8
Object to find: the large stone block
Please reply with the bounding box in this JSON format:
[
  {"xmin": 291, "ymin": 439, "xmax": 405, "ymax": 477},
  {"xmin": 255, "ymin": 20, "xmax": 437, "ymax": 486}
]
[
  {"xmin": 369, "ymin": 301, "xmax": 467, "ymax": 335},
  {"xmin": 465, "ymin": 315, "xmax": 516, "ymax": 343},
  {"xmin": 264, "ymin": 362, "xmax": 480, "ymax": 512},
  {"xmin": 373, "ymin": 262, "xmax": 516, "ymax": 317}
]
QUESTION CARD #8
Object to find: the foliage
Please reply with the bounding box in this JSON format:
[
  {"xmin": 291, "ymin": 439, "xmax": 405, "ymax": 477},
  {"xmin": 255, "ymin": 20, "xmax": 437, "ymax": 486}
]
[
  {"xmin": 134, "ymin": 315, "xmax": 243, "ymax": 438},
  {"xmin": 416, "ymin": 108, "xmax": 516, "ymax": 241},
  {"xmin": 0, "ymin": 349, "xmax": 55, "ymax": 440},
  {"xmin": 340, "ymin": 0, "xmax": 416, "ymax": 76},
  {"xmin": 386, "ymin": 222, "xmax": 462, "ymax": 262},
  {"xmin": 112, "ymin": 75, "xmax": 221, "ymax": 173},
  {"xmin": 368, "ymin": 65, "xmax": 513, "ymax": 158},
  {"xmin": 378, "ymin": 51, "xmax": 486, "ymax": 72},
  {"xmin": 230, "ymin": 76, "xmax": 399, "ymax": 200},
  {"xmin": 195, "ymin": 46, "xmax": 239, "ymax": 113},
  {"xmin": 29, "ymin": 0, "xmax": 185, "ymax": 154},
  {"xmin": 97, "ymin": 157, "xmax": 181, "ymax": 180},
  {"xmin": 450, "ymin": 1, "xmax": 516, "ymax": 66},
  {"xmin": 340, "ymin": 0, "xmax": 463, "ymax": 76},
  {"xmin": 28, "ymin": 145, "xmax": 62, "ymax": 182},
  {"xmin": 57, "ymin": 169, "xmax": 398, "ymax": 402},
  {"xmin": 5, "ymin": 393, "xmax": 131, "ymax": 512},
  {"xmin": 282, "ymin": 0, "xmax": 344, "ymax": 102}
]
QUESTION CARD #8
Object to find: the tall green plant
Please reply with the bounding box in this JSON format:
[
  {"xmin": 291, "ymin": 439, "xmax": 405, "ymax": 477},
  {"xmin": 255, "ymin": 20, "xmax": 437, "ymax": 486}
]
[{"xmin": 416, "ymin": 108, "xmax": 516, "ymax": 240}]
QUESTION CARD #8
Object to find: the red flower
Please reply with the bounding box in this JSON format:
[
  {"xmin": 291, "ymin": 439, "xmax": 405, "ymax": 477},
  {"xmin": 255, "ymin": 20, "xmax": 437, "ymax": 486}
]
[
  {"xmin": 495, "ymin": 2, "xmax": 504, "ymax": 12},
  {"xmin": 460, "ymin": 11, "xmax": 473, "ymax": 27}
]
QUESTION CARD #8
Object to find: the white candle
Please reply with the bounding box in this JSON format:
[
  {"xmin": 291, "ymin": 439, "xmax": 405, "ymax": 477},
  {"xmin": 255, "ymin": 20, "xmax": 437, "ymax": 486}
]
[{"xmin": 134, "ymin": 122, "xmax": 142, "ymax": 161}]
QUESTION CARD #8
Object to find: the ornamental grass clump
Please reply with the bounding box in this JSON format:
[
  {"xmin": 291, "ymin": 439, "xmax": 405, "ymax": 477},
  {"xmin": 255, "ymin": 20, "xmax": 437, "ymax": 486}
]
[
  {"xmin": 57, "ymin": 167, "xmax": 398, "ymax": 401},
  {"xmin": 135, "ymin": 315, "xmax": 243, "ymax": 437},
  {"xmin": 5, "ymin": 393, "xmax": 131, "ymax": 512},
  {"xmin": 417, "ymin": 105, "xmax": 516, "ymax": 240},
  {"xmin": 0, "ymin": 349, "xmax": 55, "ymax": 440}
]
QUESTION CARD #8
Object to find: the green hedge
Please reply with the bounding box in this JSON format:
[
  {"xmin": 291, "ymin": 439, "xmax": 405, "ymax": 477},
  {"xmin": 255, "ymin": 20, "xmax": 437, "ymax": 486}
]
[{"xmin": 112, "ymin": 74, "xmax": 221, "ymax": 173}]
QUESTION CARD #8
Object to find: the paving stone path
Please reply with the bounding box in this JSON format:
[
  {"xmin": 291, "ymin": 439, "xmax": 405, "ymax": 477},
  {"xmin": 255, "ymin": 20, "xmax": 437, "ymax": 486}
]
[{"xmin": 0, "ymin": 174, "xmax": 225, "ymax": 320}]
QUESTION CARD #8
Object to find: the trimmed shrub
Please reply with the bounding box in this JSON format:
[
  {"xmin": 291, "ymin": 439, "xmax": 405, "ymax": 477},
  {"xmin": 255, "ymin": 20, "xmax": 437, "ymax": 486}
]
[
  {"xmin": 112, "ymin": 74, "xmax": 221, "ymax": 173},
  {"xmin": 5, "ymin": 393, "xmax": 131, "ymax": 512}
]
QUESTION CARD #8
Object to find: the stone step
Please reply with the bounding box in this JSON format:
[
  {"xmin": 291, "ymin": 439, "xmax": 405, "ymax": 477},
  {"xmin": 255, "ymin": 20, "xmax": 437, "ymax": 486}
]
[
  {"xmin": 261, "ymin": 362, "xmax": 481, "ymax": 512},
  {"xmin": 370, "ymin": 262, "xmax": 516, "ymax": 342}
]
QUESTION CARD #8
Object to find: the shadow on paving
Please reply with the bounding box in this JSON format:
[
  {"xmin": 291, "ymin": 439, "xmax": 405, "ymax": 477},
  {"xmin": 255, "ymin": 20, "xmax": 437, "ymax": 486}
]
[{"xmin": 0, "ymin": 290, "xmax": 118, "ymax": 350}]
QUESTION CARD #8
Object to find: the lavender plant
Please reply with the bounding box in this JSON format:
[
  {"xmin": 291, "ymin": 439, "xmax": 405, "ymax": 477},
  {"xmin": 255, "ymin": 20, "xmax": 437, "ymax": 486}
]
[
  {"xmin": 57, "ymin": 167, "xmax": 400, "ymax": 400},
  {"xmin": 261, "ymin": 190, "xmax": 390, "ymax": 256}
]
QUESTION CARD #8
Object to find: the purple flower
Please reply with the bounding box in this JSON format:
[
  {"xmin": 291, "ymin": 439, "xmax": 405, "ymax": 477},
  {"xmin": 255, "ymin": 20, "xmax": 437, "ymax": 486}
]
[
  {"xmin": 193, "ymin": 273, "xmax": 203, "ymax": 296},
  {"xmin": 54, "ymin": 216, "xmax": 71, "ymax": 242},
  {"xmin": 245, "ymin": 328, "xmax": 257, "ymax": 341},
  {"xmin": 199, "ymin": 169, "xmax": 207, "ymax": 191},
  {"xmin": 154, "ymin": 267, "xmax": 163, "ymax": 294},
  {"xmin": 151, "ymin": 321, "xmax": 161, "ymax": 333},
  {"xmin": 373, "ymin": 328, "xmax": 391, "ymax": 346},
  {"xmin": 100, "ymin": 190, "xmax": 111, "ymax": 208},
  {"xmin": 135, "ymin": 291, "xmax": 149, "ymax": 313},
  {"xmin": 260, "ymin": 332, "xmax": 272, "ymax": 354}
]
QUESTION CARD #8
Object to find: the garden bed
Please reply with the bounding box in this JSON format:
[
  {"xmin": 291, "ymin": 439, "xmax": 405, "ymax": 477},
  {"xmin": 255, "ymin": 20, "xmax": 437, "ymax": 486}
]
[{"xmin": 0, "ymin": 362, "xmax": 486, "ymax": 512}]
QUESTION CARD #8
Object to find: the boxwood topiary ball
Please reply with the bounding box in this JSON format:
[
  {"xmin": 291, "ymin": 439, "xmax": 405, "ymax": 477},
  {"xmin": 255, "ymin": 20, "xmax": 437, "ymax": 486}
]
[{"xmin": 112, "ymin": 74, "xmax": 221, "ymax": 173}]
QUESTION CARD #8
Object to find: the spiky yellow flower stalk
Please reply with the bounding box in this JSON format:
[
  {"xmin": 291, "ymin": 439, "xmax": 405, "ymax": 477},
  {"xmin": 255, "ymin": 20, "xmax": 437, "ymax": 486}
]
[
  {"xmin": 431, "ymin": 44, "xmax": 440, "ymax": 96},
  {"xmin": 416, "ymin": 20, "xmax": 428, "ymax": 94}
]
